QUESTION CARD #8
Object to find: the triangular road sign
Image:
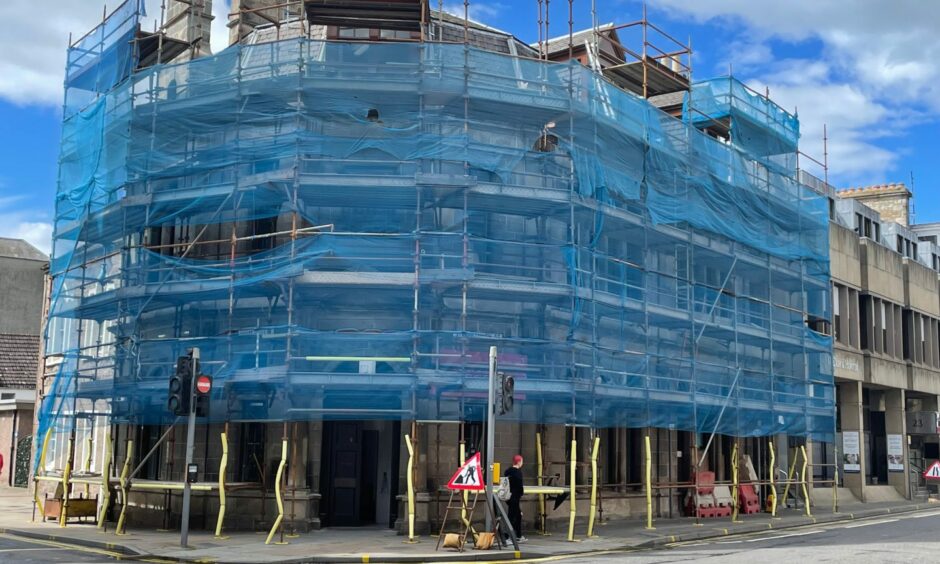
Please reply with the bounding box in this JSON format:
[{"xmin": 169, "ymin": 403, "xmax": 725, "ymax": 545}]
[
  {"xmin": 924, "ymin": 460, "xmax": 940, "ymax": 480},
  {"xmin": 447, "ymin": 452, "xmax": 485, "ymax": 491}
]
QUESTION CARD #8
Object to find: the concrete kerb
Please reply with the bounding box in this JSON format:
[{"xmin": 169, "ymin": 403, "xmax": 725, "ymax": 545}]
[{"xmin": 0, "ymin": 503, "xmax": 935, "ymax": 564}]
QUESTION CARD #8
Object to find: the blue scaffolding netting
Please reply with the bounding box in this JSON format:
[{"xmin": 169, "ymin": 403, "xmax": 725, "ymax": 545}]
[{"xmin": 38, "ymin": 30, "xmax": 835, "ymax": 469}]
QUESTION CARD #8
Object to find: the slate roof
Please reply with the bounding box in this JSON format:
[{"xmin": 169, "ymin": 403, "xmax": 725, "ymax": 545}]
[
  {"xmin": 0, "ymin": 238, "xmax": 47, "ymax": 262},
  {"xmin": 540, "ymin": 23, "xmax": 616, "ymax": 55},
  {"xmin": 0, "ymin": 334, "xmax": 40, "ymax": 389}
]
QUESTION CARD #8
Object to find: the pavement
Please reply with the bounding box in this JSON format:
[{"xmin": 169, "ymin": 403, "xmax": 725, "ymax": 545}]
[{"xmin": 0, "ymin": 486, "xmax": 937, "ymax": 563}]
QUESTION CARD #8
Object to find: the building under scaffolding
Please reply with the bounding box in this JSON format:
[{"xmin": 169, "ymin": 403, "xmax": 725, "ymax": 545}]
[{"xmin": 35, "ymin": 0, "xmax": 833, "ymax": 535}]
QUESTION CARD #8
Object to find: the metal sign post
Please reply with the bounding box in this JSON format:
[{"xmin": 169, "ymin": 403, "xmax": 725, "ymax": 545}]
[
  {"xmin": 485, "ymin": 346, "xmax": 497, "ymax": 531},
  {"xmin": 180, "ymin": 347, "xmax": 199, "ymax": 548}
]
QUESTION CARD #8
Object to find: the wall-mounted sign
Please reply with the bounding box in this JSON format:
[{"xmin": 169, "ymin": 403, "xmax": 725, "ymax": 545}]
[
  {"xmin": 906, "ymin": 411, "xmax": 940, "ymax": 435},
  {"xmin": 833, "ymin": 353, "xmax": 861, "ymax": 373},
  {"xmin": 887, "ymin": 434, "xmax": 904, "ymax": 472},
  {"xmin": 842, "ymin": 431, "xmax": 861, "ymax": 473}
]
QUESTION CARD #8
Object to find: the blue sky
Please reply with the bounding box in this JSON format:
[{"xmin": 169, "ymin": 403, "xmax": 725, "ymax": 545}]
[{"xmin": 1, "ymin": 0, "xmax": 938, "ymax": 254}]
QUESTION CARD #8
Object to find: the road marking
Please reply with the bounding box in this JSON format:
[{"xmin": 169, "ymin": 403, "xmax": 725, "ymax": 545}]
[
  {"xmin": 0, "ymin": 532, "xmax": 172, "ymax": 563},
  {"xmin": 743, "ymin": 529, "xmax": 824, "ymax": 542},
  {"xmin": 842, "ymin": 518, "xmax": 899, "ymax": 529},
  {"xmin": 0, "ymin": 547, "xmax": 67, "ymax": 553}
]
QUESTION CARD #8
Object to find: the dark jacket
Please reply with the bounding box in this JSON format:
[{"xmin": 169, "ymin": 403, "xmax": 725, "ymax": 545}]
[{"xmin": 504, "ymin": 466, "xmax": 524, "ymax": 497}]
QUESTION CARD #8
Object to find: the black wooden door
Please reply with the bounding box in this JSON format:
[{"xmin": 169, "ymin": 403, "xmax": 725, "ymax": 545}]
[{"xmin": 328, "ymin": 422, "xmax": 362, "ymax": 525}]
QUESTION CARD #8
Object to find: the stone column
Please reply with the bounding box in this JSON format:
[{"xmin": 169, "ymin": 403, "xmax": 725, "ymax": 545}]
[
  {"xmin": 840, "ymin": 380, "xmax": 866, "ymax": 501},
  {"xmin": 885, "ymin": 388, "xmax": 909, "ymax": 499}
]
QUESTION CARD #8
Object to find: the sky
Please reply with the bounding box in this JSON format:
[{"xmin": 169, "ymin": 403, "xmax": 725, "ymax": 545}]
[{"xmin": 0, "ymin": 0, "xmax": 938, "ymax": 255}]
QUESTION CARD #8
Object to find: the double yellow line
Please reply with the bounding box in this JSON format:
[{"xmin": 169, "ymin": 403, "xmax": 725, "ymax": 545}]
[{"xmin": 0, "ymin": 532, "xmax": 178, "ymax": 563}]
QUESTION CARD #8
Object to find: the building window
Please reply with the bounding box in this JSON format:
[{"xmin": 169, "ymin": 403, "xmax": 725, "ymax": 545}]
[
  {"xmin": 379, "ymin": 29, "xmax": 415, "ymax": 40},
  {"xmin": 833, "ymin": 285, "xmax": 842, "ymax": 343},
  {"xmin": 921, "ymin": 315, "xmax": 927, "ymax": 362},
  {"xmin": 338, "ymin": 27, "xmax": 370, "ymax": 39},
  {"xmin": 881, "ymin": 300, "xmax": 888, "ymax": 353}
]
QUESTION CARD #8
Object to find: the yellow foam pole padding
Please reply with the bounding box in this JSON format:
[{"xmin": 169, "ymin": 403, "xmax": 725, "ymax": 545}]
[
  {"xmin": 404, "ymin": 434, "xmax": 416, "ymax": 542},
  {"xmin": 97, "ymin": 433, "xmax": 112, "ymax": 529},
  {"xmin": 33, "ymin": 427, "xmax": 53, "ymax": 521},
  {"xmin": 83, "ymin": 436, "xmax": 93, "ymax": 497},
  {"xmin": 644, "ymin": 435, "xmax": 654, "ymax": 530},
  {"xmin": 781, "ymin": 448, "xmax": 798, "ymax": 505},
  {"xmin": 833, "ymin": 451, "xmax": 839, "ymax": 513},
  {"xmin": 265, "ymin": 438, "xmax": 288, "ymax": 545},
  {"xmin": 731, "ymin": 442, "xmax": 739, "ymax": 522},
  {"xmin": 215, "ymin": 431, "xmax": 228, "ymax": 538},
  {"xmin": 567, "ymin": 438, "xmax": 576, "ymax": 542},
  {"xmin": 587, "ymin": 435, "xmax": 600, "ymax": 537},
  {"xmin": 536, "ymin": 431, "xmax": 546, "ymax": 535},
  {"xmin": 769, "ymin": 440, "xmax": 777, "ymax": 518},
  {"xmin": 60, "ymin": 435, "xmax": 74, "ymax": 527},
  {"xmin": 800, "ymin": 445, "xmax": 811, "ymax": 517},
  {"xmin": 459, "ymin": 442, "xmax": 468, "ymax": 526},
  {"xmin": 116, "ymin": 440, "xmax": 134, "ymax": 535}
]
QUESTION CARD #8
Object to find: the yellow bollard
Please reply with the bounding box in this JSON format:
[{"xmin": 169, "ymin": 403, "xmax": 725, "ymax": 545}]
[
  {"xmin": 769, "ymin": 440, "xmax": 778, "ymax": 518},
  {"xmin": 116, "ymin": 440, "xmax": 133, "ymax": 535},
  {"xmin": 644, "ymin": 435, "xmax": 654, "ymax": 530},
  {"xmin": 731, "ymin": 442, "xmax": 740, "ymax": 523},
  {"xmin": 32, "ymin": 427, "xmax": 53, "ymax": 521},
  {"xmin": 215, "ymin": 431, "xmax": 228, "ymax": 539},
  {"xmin": 587, "ymin": 435, "xmax": 600, "ymax": 537},
  {"xmin": 567, "ymin": 438, "xmax": 577, "ymax": 542},
  {"xmin": 403, "ymin": 434, "xmax": 417, "ymax": 543},
  {"xmin": 265, "ymin": 438, "xmax": 288, "ymax": 545},
  {"xmin": 800, "ymin": 445, "xmax": 811, "ymax": 517},
  {"xmin": 536, "ymin": 431, "xmax": 547, "ymax": 535},
  {"xmin": 97, "ymin": 433, "xmax": 112, "ymax": 529}
]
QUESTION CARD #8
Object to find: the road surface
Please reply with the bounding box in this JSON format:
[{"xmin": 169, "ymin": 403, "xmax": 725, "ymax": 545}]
[{"xmin": 555, "ymin": 508, "xmax": 940, "ymax": 564}]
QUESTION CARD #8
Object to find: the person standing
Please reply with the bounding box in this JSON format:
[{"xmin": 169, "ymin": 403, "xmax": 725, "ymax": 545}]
[{"xmin": 504, "ymin": 454, "xmax": 526, "ymax": 542}]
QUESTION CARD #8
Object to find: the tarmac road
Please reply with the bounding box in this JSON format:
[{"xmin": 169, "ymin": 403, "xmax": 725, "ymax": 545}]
[{"xmin": 552, "ymin": 507, "xmax": 940, "ymax": 564}]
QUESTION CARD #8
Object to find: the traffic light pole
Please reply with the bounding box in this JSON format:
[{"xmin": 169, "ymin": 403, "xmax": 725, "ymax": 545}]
[
  {"xmin": 485, "ymin": 345, "xmax": 496, "ymax": 531},
  {"xmin": 180, "ymin": 347, "xmax": 199, "ymax": 548}
]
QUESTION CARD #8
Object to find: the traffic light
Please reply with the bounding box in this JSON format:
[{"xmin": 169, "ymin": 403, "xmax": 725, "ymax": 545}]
[
  {"xmin": 194, "ymin": 374, "xmax": 212, "ymax": 418},
  {"xmin": 498, "ymin": 372, "xmax": 514, "ymax": 414},
  {"xmin": 168, "ymin": 354, "xmax": 193, "ymax": 415}
]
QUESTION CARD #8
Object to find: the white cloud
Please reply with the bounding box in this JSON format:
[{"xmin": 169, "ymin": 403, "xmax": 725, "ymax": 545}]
[
  {"xmin": 652, "ymin": 0, "xmax": 940, "ymax": 184},
  {"xmin": 210, "ymin": 1, "xmax": 232, "ymax": 55},
  {"xmin": 0, "ymin": 0, "xmax": 231, "ymax": 107},
  {"xmin": 0, "ymin": 195, "xmax": 52, "ymax": 254},
  {"xmin": 3, "ymin": 222, "xmax": 54, "ymax": 255}
]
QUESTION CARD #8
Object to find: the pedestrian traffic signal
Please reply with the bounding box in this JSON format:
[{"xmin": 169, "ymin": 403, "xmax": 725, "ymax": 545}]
[
  {"xmin": 498, "ymin": 372, "xmax": 514, "ymax": 414},
  {"xmin": 168, "ymin": 354, "xmax": 193, "ymax": 415}
]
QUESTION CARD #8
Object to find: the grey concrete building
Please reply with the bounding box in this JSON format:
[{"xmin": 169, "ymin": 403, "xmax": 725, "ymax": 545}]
[{"xmin": 828, "ymin": 185, "xmax": 940, "ymax": 503}]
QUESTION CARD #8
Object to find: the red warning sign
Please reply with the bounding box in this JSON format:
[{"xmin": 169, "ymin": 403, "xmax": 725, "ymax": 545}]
[
  {"xmin": 447, "ymin": 452, "xmax": 485, "ymax": 491},
  {"xmin": 924, "ymin": 460, "xmax": 940, "ymax": 480}
]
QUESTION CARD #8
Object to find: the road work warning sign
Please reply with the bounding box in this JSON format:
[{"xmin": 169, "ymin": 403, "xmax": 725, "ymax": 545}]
[
  {"xmin": 447, "ymin": 452, "xmax": 485, "ymax": 491},
  {"xmin": 924, "ymin": 460, "xmax": 940, "ymax": 480}
]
